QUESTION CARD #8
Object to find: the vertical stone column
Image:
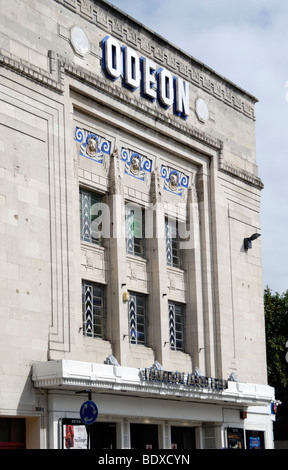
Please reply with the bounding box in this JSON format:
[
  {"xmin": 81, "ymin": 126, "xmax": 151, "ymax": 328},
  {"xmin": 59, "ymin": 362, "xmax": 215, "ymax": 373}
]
[
  {"xmin": 107, "ymin": 148, "xmax": 129, "ymax": 366},
  {"xmin": 196, "ymin": 166, "xmax": 217, "ymax": 378},
  {"xmin": 183, "ymin": 178, "xmax": 206, "ymax": 374},
  {"xmin": 148, "ymin": 170, "xmax": 170, "ymax": 368}
]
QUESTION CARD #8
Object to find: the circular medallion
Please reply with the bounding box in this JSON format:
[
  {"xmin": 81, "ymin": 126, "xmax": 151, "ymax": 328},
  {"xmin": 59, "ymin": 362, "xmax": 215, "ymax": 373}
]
[
  {"xmin": 70, "ymin": 26, "xmax": 89, "ymax": 55},
  {"xmin": 195, "ymin": 98, "xmax": 209, "ymax": 122}
]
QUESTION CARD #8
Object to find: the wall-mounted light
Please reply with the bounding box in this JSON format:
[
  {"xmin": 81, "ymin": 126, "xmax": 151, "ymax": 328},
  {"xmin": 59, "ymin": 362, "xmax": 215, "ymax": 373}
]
[{"xmin": 244, "ymin": 233, "xmax": 261, "ymax": 251}]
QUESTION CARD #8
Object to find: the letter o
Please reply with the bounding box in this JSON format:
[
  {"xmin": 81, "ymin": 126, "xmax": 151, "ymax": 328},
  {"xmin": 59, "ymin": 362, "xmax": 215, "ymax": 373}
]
[{"xmin": 103, "ymin": 36, "xmax": 121, "ymax": 80}]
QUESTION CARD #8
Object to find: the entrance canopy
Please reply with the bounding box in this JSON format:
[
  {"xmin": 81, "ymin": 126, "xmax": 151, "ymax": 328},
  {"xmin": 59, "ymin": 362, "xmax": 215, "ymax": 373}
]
[{"xmin": 32, "ymin": 359, "xmax": 274, "ymax": 408}]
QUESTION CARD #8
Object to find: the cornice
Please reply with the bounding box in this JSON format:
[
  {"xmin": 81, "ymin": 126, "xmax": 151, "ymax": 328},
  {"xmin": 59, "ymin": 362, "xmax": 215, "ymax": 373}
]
[
  {"xmin": 0, "ymin": 49, "xmax": 62, "ymax": 93},
  {"xmin": 218, "ymin": 156, "xmax": 264, "ymax": 190},
  {"xmin": 0, "ymin": 48, "xmax": 263, "ymax": 191}
]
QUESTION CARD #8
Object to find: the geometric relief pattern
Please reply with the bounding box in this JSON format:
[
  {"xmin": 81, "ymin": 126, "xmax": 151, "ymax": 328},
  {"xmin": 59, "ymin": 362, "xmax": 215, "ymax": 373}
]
[
  {"xmin": 165, "ymin": 218, "xmax": 173, "ymax": 266},
  {"xmin": 81, "ymin": 192, "xmax": 91, "ymax": 242},
  {"xmin": 168, "ymin": 302, "xmax": 185, "ymax": 352},
  {"xmin": 125, "ymin": 205, "xmax": 145, "ymax": 257},
  {"xmin": 168, "ymin": 303, "xmax": 176, "ymax": 350},
  {"xmin": 82, "ymin": 281, "xmax": 105, "ymax": 339},
  {"xmin": 120, "ymin": 147, "xmax": 152, "ymax": 181},
  {"xmin": 128, "ymin": 292, "xmax": 146, "ymax": 345},
  {"xmin": 126, "ymin": 207, "xmax": 135, "ymax": 255},
  {"xmin": 75, "ymin": 126, "xmax": 111, "ymax": 163},
  {"xmin": 160, "ymin": 164, "xmax": 189, "ymax": 196},
  {"xmin": 79, "ymin": 188, "xmax": 102, "ymax": 245},
  {"xmin": 165, "ymin": 218, "xmax": 183, "ymax": 268},
  {"xmin": 83, "ymin": 284, "xmax": 93, "ymax": 336},
  {"xmin": 129, "ymin": 294, "xmax": 137, "ymax": 344}
]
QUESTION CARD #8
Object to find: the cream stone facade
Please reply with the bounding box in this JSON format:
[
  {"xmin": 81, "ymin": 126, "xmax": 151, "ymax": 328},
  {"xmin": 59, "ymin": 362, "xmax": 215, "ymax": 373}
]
[{"xmin": 0, "ymin": 0, "xmax": 275, "ymax": 449}]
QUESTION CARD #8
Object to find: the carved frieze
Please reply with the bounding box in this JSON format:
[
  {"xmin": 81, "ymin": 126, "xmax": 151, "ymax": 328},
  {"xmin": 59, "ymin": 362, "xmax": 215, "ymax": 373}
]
[
  {"xmin": 160, "ymin": 165, "xmax": 189, "ymax": 196},
  {"xmin": 120, "ymin": 147, "xmax": 152, "ymax": 181},
  {"xmin": 75, "ymin": 127, "xmax": 111, "ymax": 164}
]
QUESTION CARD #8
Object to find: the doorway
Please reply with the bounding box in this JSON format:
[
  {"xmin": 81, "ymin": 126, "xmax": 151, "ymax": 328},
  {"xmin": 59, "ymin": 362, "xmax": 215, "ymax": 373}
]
[
  {"xmin": 90, "ymin": 422, "xmax": 117, "ymax": 449},
  {"xmin": 171, "ymin": 426, "xmax": 196, "ymax": 449},
  {"xmin": 130, "ymin": 423, "xmax": 159, "ymax": 449}
]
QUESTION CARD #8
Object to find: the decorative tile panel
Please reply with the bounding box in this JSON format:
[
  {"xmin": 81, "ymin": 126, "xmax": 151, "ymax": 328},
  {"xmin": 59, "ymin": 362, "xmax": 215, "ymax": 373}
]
[
  {"xmin": 75, "ymin": 127, "xmax": 111, "ymax": 163},
  {"xmin": 120, "ymin": 147, "xmax": 152, "ymax": 181},
  {"xmin": 160, "ymin": 165, "xmax": 189, "ymax": 196}
]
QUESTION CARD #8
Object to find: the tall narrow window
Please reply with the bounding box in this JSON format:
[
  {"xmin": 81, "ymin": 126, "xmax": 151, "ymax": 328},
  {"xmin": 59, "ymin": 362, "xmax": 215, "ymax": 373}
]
[
  {"xmin": 129, "ymin": 292, "xmax": 147, "ymax": 345},
  {"xmin": 168, "ymin": 301, "xmax": 185, "ymax": 352},
  {"xmin": 82, "ymin": 281, "xmax": 106, "ymax": 339},
  {"xmin": 165, "ymin": 218, "xmax": 183, "ymax": 268},
  {"xmin": 79, "ymin": 188, "xmax": 103, "ymax": 245},
  {"xmin": 126, "ymin": 204, "xmax": 145, "ymax": 257}
]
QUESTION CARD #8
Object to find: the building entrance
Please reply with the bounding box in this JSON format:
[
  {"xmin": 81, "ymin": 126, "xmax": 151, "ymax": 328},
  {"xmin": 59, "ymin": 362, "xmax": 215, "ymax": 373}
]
[
  {"xmin": 0, "ymin": 418, "xmax": 26, "ymax": 449},
  {"xmin": 130, "ymin": 423, "xmax": 159, "ymax": 449},
  {"xmin": 90, "ymin": 422, "xmax": 117, "ymax": 449},
  {"xmin": 171, "ymin": 426, "xmax": 196, "ymax": 449}
]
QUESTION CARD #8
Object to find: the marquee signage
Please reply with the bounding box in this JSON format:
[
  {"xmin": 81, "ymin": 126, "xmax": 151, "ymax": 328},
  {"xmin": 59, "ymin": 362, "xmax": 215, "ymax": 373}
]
[
  {"xmin": 142, "ymin": 367, "xmax": 228, "ymax": 391},
  {"xmin": 102, "ymin": 35, "xmax": 190, "ymax": 119}
]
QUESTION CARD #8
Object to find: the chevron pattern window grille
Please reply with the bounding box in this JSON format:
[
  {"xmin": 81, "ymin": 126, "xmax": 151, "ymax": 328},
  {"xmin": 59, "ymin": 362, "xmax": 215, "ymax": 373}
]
[
  {"xmin": 168, "ymin": 301, "xmax": 185, "ymax": 351},
  {"xmin": 129, "ymin": 292, "xmax": 147, "ymax": 345},
  {"xmin": 165, "ymin": 218, "xmax": 183, "ymax": 268},
  {"xmin": 82, "ymin": 281, "xmax": 106, "ymax": 339},
  {"xmin": 79, "ymin": 188, "xmax": 103, "ymax": 245},
  {"xmin": 125, "ymin": 204, "xmax": 145, "ymax": 258}
]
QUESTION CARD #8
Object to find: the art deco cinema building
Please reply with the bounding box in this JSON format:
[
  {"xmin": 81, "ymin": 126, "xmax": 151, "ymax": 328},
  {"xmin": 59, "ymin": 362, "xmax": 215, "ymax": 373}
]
[{"xmin": 0, "ymin": 0, "xmax": 275, "ymax": 449}]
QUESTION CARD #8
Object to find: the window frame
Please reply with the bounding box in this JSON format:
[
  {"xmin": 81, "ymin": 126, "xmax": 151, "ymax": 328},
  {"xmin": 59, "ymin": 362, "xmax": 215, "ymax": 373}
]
[
  {"xmin": 165, "ymin": 217, "xmax": 183, "ymax": 269},
  {"xmin": 128, "ymin": 291, "xmax": 148, "ymax": 346},
  {"xmin": 125, "ymin": 203, "xmax": 145, "ymax": 258},
  {"xmin": 82, "ymin": 280, "xmax": 106, "ymax": 339},
  {"xmin": 79, "ymin": 187, "xmax": 104, "ymax": 246},
  {"xmin": 168, "ymin": 301, "xmax": 186, "ymax": 352}
]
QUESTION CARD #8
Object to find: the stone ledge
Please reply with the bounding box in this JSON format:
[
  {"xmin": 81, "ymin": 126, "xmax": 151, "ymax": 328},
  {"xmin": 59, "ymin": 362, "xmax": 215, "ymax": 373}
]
[
  {"xmin": 219, "ymin": 158, "xmax": 264, "ymax": 190},
  {"xmin": 0, "ymin": 49, "xmax": 63, "ymax": 93}
]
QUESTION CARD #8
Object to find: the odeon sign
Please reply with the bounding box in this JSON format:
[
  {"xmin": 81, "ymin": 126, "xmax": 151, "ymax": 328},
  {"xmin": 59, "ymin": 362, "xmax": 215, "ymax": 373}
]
[{"xmin": 102, "ymin": 35, "xmax": 190, "ymax": 120}]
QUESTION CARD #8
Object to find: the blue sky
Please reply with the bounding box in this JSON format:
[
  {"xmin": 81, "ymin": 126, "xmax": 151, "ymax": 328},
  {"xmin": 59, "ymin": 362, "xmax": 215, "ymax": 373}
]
[{"xmin": 109, "ymin": 0, "xmax": 288, "ymax": 294}]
